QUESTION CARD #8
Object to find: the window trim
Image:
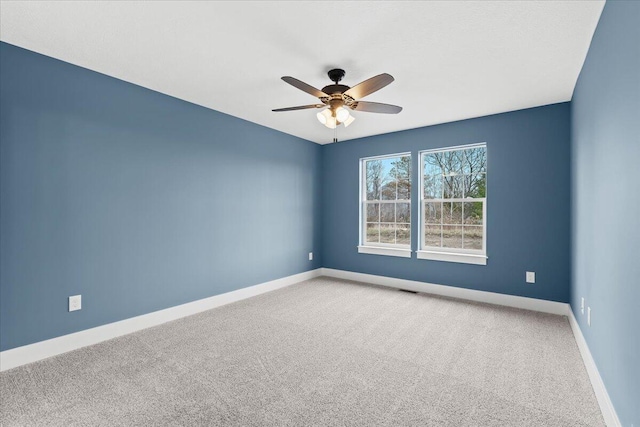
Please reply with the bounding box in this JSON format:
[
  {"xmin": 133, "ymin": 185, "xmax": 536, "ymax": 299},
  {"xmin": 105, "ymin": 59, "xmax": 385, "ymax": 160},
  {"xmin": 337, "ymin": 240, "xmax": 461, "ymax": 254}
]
[
  {"xmin": 417, "ymin": 143, "xmax": 487, "ymax": 265},
  {"xmin": 358, "ymin": 246, "xmax": 412, "ymax": 258},
  {"xmin": 358, "ymin": 152, "xmax": 412, "ymax": 257}
]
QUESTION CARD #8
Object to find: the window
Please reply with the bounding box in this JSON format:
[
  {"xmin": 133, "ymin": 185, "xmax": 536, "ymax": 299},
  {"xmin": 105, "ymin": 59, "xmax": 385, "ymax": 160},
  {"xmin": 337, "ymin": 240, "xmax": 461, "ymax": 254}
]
[
  {"xmin": 359, "ymin": 153, "xmax": 412, "ymax": 258},
  {"xmin": 418, "ymin": 144, "xmax": 487, "ymax": 265}
]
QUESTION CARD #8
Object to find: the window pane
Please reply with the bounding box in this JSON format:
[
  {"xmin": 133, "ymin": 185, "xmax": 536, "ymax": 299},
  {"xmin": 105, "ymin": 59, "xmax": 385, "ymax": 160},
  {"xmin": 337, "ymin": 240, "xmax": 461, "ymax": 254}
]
[
  {"xmin": 379, "ymin": 157, "xmax": 397, "ymax": 200},
  {"xmin": 463, "ymin": 226, "xmax": 483, "ymax": 250},
  {"xmin": 442, "ymin": 202, "xmax": 463, "ymax": 224},
  {"xmin": 366, "ymin": 203, "xmax": 380, "ymax": 222},
  {"xmin": 425, "ymin": 225, "xmax": 441, "ymax": 247},
  {"xmin": 397, "ymin": 225, "xmax": 410, "ymax": 245},
  {"xmin": 424, "ymin": 174, "xmax": 442, "ymax": 199},
  {"xmin": 393, "ymin": 156, "xmax": 411, "ymax": 200},
  {"xmin": 397, "ymin": 203, "xmax": 410, "ymax": 223},
  {"xmin": 380, "ymin": 203, "xmax": 394, "ymax": 222},
  {"xmin": 463, "ymin": 202, "xmax": 483, "ymax": 225},
  {"xmin": 424, "ymin": 202, "xmax": 441, "ymax": 224},
  {"xmin": 381, "ymin": 180, "xmax": 396, "ymax": 200},
  {"xmin": 462, "ymin": 147, "xmax": 487, "ymax": 175},
  {"xmin": 380, "ymin": 224, "xmax": 395, "ymax": 243},
  {"xmin": 464, "ymin": 172, "xmax": 486, "ymax": 198},
  {"xmin": 462, "ymin": 146, "xmax": 486, "ymax": 197},
  {"xmin": 443, "ymin": 175, "xmax": 464, "ymax": 198},
  {"xmin": 366, "ymin": 160, "xmax": 383, "ymax": 200},
  {"xmin": 366, "ymin": 223, "xmax": 380, "ymax": 243},
  {"xmin": 397, "ymin": 180, "xmax": 411, "ymax": 200},
  {"xmin": 442, "ymin": 225, "xmax": 463, "ymax": 249},
  {"xmin": 423, "ymin": 154, "xmax": 443, "ymax": 177},
  {"xmin": 442, "ymin": 150, "xmax": 464, "ymax": 175}
]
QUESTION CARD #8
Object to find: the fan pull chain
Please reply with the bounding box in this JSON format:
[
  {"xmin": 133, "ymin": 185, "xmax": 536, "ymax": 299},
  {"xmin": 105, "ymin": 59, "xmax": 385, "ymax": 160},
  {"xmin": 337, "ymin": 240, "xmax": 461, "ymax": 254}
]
[{"xmin": 333, "ymin": 125, "xmax": 338, "ymax": 143}]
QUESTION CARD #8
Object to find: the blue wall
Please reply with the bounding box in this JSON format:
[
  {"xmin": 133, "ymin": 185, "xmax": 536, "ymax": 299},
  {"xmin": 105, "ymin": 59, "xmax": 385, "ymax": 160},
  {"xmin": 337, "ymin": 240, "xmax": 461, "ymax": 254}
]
[
  {"xmin": 0, "ymin": 42, "xmax": 322, "ymax": 351},
  {"xmin": 322, "ymin": 103, "xmax": 571, "ymax": 303},
  {"xmin": 3, "ymin": 8, "xmax": 637, "ymax": 419},
  {"xmin": 571, "ymin": 1, "xmax": 640, "ymax": 425}
]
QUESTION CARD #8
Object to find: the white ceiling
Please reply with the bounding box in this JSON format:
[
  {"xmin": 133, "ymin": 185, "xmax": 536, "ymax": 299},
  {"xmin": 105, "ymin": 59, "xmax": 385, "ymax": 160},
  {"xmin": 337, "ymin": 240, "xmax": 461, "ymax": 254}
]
[{"xmin": 0, "ymin": 1, "xmax": 604, "ymax": 144}]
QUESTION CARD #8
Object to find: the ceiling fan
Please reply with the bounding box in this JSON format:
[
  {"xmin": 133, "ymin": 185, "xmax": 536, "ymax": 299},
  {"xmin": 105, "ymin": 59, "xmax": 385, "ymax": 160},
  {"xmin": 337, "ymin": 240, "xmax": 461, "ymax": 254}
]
[{"xmin": 272, "ymin": 68, "xmax": 402, "ymax": 131}]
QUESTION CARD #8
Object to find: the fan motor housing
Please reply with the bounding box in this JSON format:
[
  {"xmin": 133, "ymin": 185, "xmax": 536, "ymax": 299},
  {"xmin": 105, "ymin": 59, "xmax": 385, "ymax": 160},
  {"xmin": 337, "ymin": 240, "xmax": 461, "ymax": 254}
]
[{"xmin": 321, "ymin": 84, "xmax": 350, "ymax": 95}]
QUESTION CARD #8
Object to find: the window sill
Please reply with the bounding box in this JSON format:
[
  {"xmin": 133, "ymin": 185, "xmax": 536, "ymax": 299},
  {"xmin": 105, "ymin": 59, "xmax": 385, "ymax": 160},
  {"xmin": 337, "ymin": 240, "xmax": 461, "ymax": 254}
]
[
  {"xmin": 358, "ymin": 246, "xmax": 412, "ymax": 258},
  {"xmin": 416, "ymin": 250, "xmax": 487, "ymax": 265}
]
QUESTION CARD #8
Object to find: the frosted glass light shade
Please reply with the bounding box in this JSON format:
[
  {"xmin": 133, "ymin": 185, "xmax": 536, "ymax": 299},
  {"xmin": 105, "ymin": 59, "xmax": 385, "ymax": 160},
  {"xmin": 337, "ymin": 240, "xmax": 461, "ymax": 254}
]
[
  {"xmin": 317, "ymin": 108, "xmax": 333, "ymax": 126},
  {"xmin": 325, "ymin": 116, "xmax": 337, "ymax": 129},
  {"xmin": 335, "ymin": 107, "xmax": 350, "ymax": 122},
  {"xmin": 343, "ymin": 115, "xmax": 356, "ymax": 127}
]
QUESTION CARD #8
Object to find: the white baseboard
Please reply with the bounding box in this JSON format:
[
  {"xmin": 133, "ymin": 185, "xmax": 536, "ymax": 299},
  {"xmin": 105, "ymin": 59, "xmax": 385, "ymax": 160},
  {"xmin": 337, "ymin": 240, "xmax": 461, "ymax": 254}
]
[
  {"xmin": 0, "ymin": 268, "xmax": 322, "ymax": 372},
  {"xmin": 320, "ymin": 268, "xmax": 569, "ymax": 315},
  {"xmin": 2, "ymin": 266, "xmax": 619, "ymax": 427},
  {"xmin": 568, "ymin": 309, "xmax": 621, "ymax": 427}
]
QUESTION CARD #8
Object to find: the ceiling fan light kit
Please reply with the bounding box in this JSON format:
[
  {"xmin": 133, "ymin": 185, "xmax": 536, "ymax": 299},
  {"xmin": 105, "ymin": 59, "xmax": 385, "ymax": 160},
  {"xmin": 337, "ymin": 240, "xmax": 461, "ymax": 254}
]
[
  {"xmin": 273, "ymin": 68, "xmax": 402, "ymax": 137},
  {"xmin": 316, "ymin": 106, "xmax": 351, "ymax": 129}
]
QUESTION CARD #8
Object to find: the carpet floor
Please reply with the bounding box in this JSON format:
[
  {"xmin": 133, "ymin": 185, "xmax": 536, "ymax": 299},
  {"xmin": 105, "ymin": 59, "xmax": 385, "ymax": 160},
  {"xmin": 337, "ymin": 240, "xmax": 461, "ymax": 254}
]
[{"xmin": 1, "ymin": 277, "xmax": 604, "ymax": 426}]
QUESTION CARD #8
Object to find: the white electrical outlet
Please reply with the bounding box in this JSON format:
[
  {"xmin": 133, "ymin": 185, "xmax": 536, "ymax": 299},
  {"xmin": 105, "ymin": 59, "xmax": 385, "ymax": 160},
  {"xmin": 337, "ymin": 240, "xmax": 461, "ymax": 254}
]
[
  {"xmin": 69, "ymin": 295, "xmax": 82, "ymax": 312},
  {"xmin": 308, "ymin": 252, "xmax": 313, "ymax": 261},
  {"xmin": 581, "ymin": 297, "xmax": 585, "ymax": 314},
  {"xmin": 587, "ymin": 307, "xmax": 591, "ymax": 326},
  {"xmin": 526, "ymin": 271, "xmax": 535, "ymax": 284}
]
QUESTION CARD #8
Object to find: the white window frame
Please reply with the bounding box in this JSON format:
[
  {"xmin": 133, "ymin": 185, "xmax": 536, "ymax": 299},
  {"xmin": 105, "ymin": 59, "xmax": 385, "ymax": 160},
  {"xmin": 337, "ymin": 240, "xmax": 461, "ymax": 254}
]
[
  {"xmin": 358, "ymin": 152, "xmax": 412, "ymax": 258},
  {"xmin": 417, "ymin": 143, "xmax": 487, "ymax": 265}
]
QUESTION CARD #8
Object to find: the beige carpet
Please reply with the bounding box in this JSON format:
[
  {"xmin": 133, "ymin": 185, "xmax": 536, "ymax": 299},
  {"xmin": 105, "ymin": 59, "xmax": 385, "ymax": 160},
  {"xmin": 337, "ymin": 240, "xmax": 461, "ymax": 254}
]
[{"xmin": 1, "ymin": 277, "xmax": 604, "ymax": 426}]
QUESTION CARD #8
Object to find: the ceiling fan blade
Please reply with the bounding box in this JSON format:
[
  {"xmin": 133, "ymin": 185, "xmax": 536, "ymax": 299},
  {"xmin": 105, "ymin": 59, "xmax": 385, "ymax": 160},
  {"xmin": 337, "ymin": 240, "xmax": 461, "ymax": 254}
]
[
  {"xmin": 344, "ymin": 73, "xmax": 394, "ymax": 99},
  {"xmin": 272, "ymin": 104, "xmax": 326, "ymax": 112},
  {"xmin": 281, "ymin": 76, "xmax": 329, "ymax": 98},
  {"xmin": 352, "ymin": 101, "xmax": 402, "ymax": 114}
]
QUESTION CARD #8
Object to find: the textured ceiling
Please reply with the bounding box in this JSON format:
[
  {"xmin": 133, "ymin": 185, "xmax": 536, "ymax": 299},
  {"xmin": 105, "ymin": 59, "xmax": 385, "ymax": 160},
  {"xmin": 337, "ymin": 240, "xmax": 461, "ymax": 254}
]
[{"xmin": 0, "ymin": 1, "xmax": 604, "ymax": 144}]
